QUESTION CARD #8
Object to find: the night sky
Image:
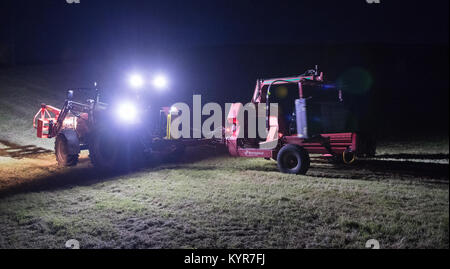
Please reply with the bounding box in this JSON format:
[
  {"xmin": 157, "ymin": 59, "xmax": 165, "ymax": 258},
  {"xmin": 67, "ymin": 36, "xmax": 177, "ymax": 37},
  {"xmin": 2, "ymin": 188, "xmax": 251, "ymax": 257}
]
[
  {"xmin": 1, "ymin": 0, "xmax": 448, "ymax": 56},
  {"xmin": 0, "ymin": 0, "xmax": 449, "ymax": 137}
]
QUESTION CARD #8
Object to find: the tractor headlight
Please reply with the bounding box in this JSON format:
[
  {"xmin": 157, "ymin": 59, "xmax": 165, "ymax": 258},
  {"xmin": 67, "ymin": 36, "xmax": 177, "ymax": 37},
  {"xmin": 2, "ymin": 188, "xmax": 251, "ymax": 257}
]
[
  {"xmin": 116, "ymin": 101, "xmax": 138, "ymax": 123},
  {"xmin": 129, "ymin": 73, "xmax": 145, "ymax": 89},
  {"xmin": 127, "ymin": 72, "xmax": 169, "ymax": 90},
  {"xmin": 152, "ymin": 74, "xmax": 168, "ymax": 89}
]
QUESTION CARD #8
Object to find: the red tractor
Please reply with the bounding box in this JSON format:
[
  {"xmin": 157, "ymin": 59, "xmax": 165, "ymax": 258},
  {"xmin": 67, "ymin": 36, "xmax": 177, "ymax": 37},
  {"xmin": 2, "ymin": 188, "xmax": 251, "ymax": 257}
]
[
  {"xmin": 225, "ymin": 66, "xmax": 376, "ymax": 174},
  {"xmin": 33, "ymin": 85, "xmax": 188, "ymax": 170}
]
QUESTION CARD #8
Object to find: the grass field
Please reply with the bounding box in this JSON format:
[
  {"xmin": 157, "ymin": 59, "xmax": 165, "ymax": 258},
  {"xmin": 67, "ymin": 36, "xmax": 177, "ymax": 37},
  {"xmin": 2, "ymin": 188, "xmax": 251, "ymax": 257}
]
[
  {"xmin": 0, "ymin": 142, "xmax": 448, "ymax": 249},
  {"xmin": 0, "ymin": 65, "xmax": 448, "ymax": 249}
]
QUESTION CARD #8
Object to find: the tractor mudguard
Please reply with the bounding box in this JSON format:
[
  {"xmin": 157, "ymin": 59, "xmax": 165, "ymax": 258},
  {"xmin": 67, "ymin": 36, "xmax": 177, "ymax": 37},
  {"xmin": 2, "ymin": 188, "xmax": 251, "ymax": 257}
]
[{"xmin": 59, "ymin": 129, "xmax": 80, "ymax": 155}]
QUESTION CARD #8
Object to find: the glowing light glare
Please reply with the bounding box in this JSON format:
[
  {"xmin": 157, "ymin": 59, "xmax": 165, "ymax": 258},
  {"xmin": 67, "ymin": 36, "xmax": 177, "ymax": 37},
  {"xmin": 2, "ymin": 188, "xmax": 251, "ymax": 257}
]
[
  {"xmin": 63, "ymin": 117, "xmax": 77, "ymax": 128},
  {"xmin": 275, "ymin": 86, "xmax": 288, "ymax": 99},
  {"xmin": 152, "ymin": 75, "xmax": 168, "ymax": 89},
  {"xmin": 129, "ymin": 74, "xmax": 144, "ymax": 88},
  {"xmin": 117, "ymin": 102, "xmax": 138, "ymax": 122},
  {"xmin": 169, "ymin": 106, "xmax": 178, "ymax": 114}
]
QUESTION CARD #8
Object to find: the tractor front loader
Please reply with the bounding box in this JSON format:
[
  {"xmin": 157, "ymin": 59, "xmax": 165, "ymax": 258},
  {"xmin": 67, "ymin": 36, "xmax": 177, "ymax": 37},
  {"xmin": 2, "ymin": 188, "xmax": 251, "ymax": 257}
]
[
  {"xmin": 34, "ymin": 88, "xmax": 107, "ymax": 167},
  {"xmin": 34, "ymin": 86, "xmax": 188, "ymax": 171}
]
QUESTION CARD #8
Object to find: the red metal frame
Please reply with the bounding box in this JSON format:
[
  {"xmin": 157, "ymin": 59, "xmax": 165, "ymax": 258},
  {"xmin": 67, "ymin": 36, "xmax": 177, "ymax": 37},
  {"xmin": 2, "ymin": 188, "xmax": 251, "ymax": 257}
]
[
  {"xmin": 283, "ymin": 133, "xmax": 357, "ymax": 155},
  {"xmin": 226, "ymin": 71, "xmax": 357, "ymax": 159},
  {"xmin": 252, "ymin": 72, "xmax": 323, "ymax": 103},
  {"xmin": 33, "ymin": 104, "xmax": 61, "ymax": 138}
]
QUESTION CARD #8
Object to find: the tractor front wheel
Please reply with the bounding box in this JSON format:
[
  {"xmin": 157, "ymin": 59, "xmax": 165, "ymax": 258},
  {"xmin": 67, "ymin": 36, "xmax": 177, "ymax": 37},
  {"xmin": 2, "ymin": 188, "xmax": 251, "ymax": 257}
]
[
  {"xmin": 89, "ymin": 129, "xmax": 125, "ymax": 171},
  {"xmin": 89, "ymin": 129, "xmax": 146, "ymax": 171},
  {"xmin": 55, "ymin": 133, "xmax": 79, "ymax": 167},
  {"xmin": 277, "ymin": 144, "xmax": 310, "ymax": 175}
]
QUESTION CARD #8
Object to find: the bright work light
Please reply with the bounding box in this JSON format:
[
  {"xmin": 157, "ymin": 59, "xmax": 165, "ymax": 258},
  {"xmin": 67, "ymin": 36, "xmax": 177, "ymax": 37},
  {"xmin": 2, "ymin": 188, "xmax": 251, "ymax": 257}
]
[
  {"xmin": 152, "ymin": 74, "xmax": 168, "ymax": 89},
  {"xmin": 129, "ymin": 73, "xmax": 145, "ymax": 89},
  {"xmin": 116, "ymin": 101, "xmax": 138, "ymax": 123}
]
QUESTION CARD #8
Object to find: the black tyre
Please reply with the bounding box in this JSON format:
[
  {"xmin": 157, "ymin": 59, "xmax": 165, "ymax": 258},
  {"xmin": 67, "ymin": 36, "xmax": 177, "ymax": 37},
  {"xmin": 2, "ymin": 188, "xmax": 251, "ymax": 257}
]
[
  {"xmin": 277, "ymin": 144, "xmax": 310, "ymax": 174},
  {"xmin": 88, "ymin": 129, "xmax": 129, "ymax": 171},
  {"xmin": 89, "ymin": 129, "xmax": 146, "ymax": 171},
  {"xmin": 55, "ymin": 133, "xmax": 79, "ymax": 167}
]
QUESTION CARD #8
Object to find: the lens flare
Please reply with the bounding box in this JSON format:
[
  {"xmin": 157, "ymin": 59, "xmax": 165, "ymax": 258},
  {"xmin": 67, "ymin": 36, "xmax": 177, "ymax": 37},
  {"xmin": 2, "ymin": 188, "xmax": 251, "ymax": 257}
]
[
  {"xmin": 337, "ymin": 67, "xmax": 373, "ymax": 94},
  {"xmin": 275, "ymin": 86, "xmax": 288, "ymax": 99}
]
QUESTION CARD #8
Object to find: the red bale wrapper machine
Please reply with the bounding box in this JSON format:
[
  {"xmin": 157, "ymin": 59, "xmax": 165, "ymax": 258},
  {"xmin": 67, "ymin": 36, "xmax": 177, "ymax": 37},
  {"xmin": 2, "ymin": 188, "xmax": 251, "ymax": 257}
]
[{"xmin": 224, "ymin": 66, "xmax": 376, "ymax": 174}]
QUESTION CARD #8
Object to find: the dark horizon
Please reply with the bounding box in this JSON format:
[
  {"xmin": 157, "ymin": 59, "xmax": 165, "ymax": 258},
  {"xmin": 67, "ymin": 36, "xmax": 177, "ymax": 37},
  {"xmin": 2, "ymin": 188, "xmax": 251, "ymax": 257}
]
[{"xmin": 1, "ymin": 0, "xmax": 448, "ymax": 66}]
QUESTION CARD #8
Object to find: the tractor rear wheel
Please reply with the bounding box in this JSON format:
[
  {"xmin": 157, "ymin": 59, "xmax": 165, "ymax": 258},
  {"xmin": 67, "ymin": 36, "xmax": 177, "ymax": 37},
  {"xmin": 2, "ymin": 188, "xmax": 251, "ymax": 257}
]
[
  {"xmin": 277, "ymin": 144, "xmax": 310, "ymax": 174},
  {"xmin": 55, "ymin": 133, "xmax": 79, "ymax": 167}
]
